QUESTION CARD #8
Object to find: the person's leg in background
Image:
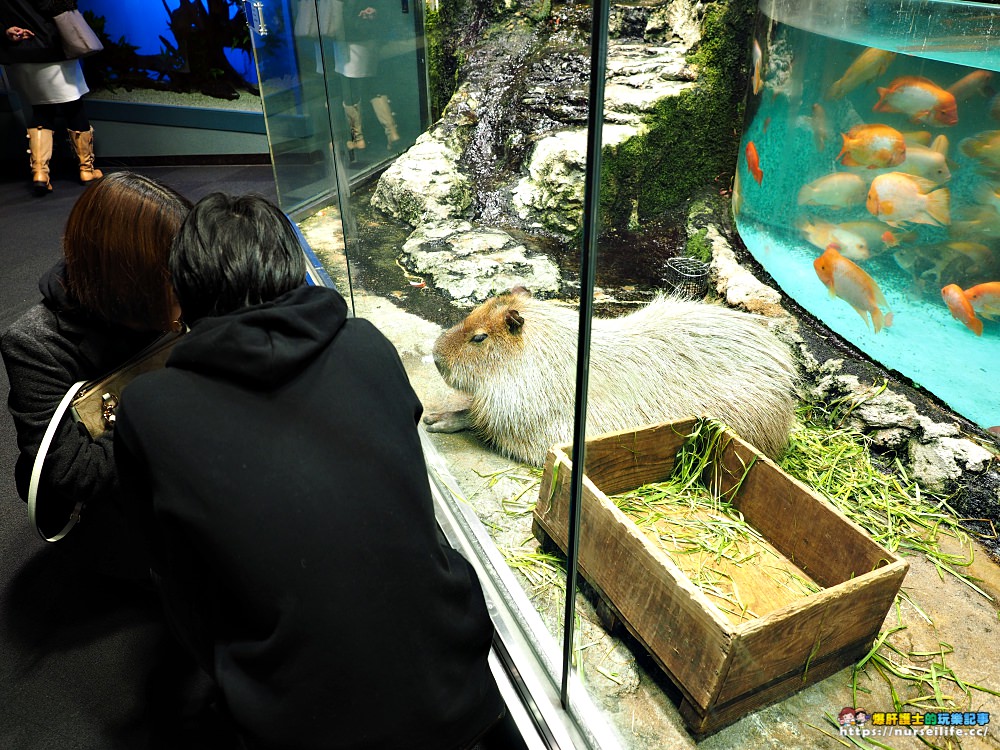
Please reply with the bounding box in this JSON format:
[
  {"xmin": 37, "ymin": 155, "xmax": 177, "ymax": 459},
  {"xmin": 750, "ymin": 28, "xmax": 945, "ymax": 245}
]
[
  {"xmin": 25, "ymin": 98, "xmax": 102, "ymax": 194},
  {"xmin": 341, "ymin": 74, "xmax": 401, "ymax": 158},
  {"xmin": 368, "ymin": 88, "xmax": 400, "ymax": 152},
  {"xmin": 62, "ymin": 98, "xmax": 103, "ymax": 185},
  {"xmin": 26, "ymin": 102, "xmax": 57, "ymax": 195},
  {"xmin": 342, "ymin": 74, "xmax": 368, "ymax": 160}
]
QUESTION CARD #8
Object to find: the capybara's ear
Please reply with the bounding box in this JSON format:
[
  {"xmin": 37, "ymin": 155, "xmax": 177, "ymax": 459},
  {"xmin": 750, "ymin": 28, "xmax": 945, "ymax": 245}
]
[
  {"xmin": 505, "ymin": 309, "xmax": 525, "ymax": 333},
  {"xmin": 510, "ymin": 285, "xmax": 532, "ymax": 298}
]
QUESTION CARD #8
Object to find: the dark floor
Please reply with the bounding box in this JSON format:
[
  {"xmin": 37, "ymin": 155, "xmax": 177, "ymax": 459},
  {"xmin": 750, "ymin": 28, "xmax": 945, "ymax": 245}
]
[{"xmin": 0, "ymin": 160, "xmax": 278, "ymax": 749}]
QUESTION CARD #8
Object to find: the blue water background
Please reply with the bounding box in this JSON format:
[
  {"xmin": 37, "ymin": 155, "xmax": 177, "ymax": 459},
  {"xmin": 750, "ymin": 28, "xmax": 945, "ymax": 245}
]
[
  {"xmin": 736, "ymin": 16, "xmax": 1000, "ymax": 429},
  {"xmin": 79, "ymin": 0, "xmax": 257, "ymax": 85}
]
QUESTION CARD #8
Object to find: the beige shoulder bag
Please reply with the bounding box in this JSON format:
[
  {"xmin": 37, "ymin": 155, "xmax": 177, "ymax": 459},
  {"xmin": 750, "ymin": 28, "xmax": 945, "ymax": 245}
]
[{"xmin": 27, "ymin": 331, "xmax": 182, "ymax": 542}]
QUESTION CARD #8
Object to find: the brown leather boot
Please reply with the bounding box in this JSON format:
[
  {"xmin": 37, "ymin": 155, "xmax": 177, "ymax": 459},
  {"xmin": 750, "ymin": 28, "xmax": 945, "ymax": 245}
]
[
  {"xmin": 68, "ymin": 127, "xmax": 104, "ymax": 183},
  {"xmin": 27, "ymin": 127, "xmax": 54, "ymax": 195},
  {"xmin": 342, "ymin": 102, "xmax": 366, "ymax": 152},
  {"xmin": 370, "ymin": 95, "xmax": 400, "ymax": 151}
]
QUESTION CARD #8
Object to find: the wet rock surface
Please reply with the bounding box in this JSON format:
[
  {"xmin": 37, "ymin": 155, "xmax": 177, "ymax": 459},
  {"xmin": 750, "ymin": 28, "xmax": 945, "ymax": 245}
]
[
  {"xmin": 400, "ymin": 219, "xmax": 562, "ymax": 305},
  {"xmin": 373, "ymin": 0, "xmax": 702, "ymax": 299}
]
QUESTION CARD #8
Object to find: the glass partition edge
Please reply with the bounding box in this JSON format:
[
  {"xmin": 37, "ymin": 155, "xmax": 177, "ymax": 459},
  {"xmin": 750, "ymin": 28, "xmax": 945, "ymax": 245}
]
[
  {"xmin": 421, "ymin": 432, "xmax": 623, "ymax": 750},
  {"xmin": 487, "ymin": 648, "xmax": 550, "ymax": 750}
]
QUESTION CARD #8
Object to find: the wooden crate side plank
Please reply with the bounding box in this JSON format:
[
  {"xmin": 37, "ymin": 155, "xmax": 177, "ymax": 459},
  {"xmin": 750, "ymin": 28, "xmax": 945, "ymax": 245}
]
[
  {"xmin": 538, "ymin": 451, "xmax": 731, "ymax": 633},
  {"xmin": 582, "ymin": 570, "xmax": 741, "ymax": 716},
  {"xmin": 714, "ymin": 438, "xmax": 896, "ymax": 587},
  {"xmin": 553, "ymin": 419, "xmax": 698, "ymax": 496},
  {"xmin": 715, "ymin": 562, "xmax": 907, "ymax": 704},
  {"xmin": 533, "ymin": 519, "xmax": 732, "ymax": 710},
  {"xmin": 534, "ymin": 454, "xmax": 734, "ymax": 709},
  {"xmin": 682, "ymin": 632, "xmax": 875, "ymax": 738}
]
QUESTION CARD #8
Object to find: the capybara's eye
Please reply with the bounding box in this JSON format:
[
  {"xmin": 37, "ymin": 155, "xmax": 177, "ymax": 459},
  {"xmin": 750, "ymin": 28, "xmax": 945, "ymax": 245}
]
[{"xmin": 471, "ymin": 333, "xmax": 488, "ymax": 343}]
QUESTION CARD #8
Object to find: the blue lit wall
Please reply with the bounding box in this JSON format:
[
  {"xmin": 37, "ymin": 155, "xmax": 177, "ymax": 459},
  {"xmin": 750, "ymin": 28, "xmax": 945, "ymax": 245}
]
[
  {"xmin": 79, "ymin": 0, "xmax": 257, "ymax": 86},
  {"xmin": 80, "ymin": 1, "xmax": 171, "ymax": 55}
]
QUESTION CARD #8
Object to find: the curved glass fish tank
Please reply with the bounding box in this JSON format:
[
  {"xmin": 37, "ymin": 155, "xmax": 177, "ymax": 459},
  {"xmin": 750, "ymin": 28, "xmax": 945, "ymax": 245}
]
[{"xmin": 736, "ymin": 0, "xmax": 1000, "ymax": 429}]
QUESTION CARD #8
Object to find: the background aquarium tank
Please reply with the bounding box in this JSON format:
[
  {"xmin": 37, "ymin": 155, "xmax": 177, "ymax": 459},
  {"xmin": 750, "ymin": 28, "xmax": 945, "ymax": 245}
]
[
  {"xmin": 735, "ymin": 0, "xmax": 1000, "ymax": 430},
  {"xmin": 79, "ymin": 0, "xmax": 259, "ymax": 101}
]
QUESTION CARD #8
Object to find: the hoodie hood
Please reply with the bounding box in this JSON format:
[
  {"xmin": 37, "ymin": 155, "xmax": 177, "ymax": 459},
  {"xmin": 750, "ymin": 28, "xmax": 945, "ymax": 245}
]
[{"xmin": 168, "ymin": 284, "xmax": 348, "ymax": 389}]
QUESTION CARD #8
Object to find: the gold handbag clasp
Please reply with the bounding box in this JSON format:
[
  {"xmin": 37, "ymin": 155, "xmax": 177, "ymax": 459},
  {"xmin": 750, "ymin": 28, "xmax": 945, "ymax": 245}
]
[{"xmin": 101, "ymin": 392, "xmax": 119, "ymax": 429}]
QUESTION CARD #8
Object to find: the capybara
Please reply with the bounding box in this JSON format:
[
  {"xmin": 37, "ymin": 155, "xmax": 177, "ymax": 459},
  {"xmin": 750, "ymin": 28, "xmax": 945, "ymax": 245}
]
[{"xmin": 424, "ymin": 287, "xmax": 799, "ymax": 466}]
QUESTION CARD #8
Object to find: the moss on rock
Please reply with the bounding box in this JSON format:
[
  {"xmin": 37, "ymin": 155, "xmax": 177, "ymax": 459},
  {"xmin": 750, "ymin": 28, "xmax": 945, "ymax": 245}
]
[
  {"xmin": 685, "ymin": 227, "xmax": 712, "ymax": 262},
  {"xmin": 600, "ymin": 0, "xmax": 756, "ymax": 234}
]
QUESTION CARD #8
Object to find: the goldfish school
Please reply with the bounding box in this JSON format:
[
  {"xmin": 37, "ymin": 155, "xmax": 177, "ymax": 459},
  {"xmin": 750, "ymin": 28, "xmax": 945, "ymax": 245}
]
[{"xmin": 734, "ymin": 13, "xmax": 1000, "ymax": 431}]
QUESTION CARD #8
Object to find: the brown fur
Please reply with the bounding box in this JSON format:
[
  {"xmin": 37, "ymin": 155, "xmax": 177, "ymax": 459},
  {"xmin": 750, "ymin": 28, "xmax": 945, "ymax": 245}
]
[{"xmin": 426, "ymin": 289, "xmax": 800, "ymax": 466}]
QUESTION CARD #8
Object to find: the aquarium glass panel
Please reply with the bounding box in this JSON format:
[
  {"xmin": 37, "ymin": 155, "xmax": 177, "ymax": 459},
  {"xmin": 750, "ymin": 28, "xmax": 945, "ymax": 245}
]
[
  {"xmin": 254, "ymin": 0, "xmax": 787, "ymax": 746},
  {"xmin": 269, "ymin": 0, "xmax": 622, "ymax": 742},
  {"xmin": 246, "ymin": 0, "xmax": 344, "ymax": 216},
  {"xmin": 736, "ymin": 0, "xmax": 1000, "ymax": 430},
  {"xmin": 246, "ymin": 0, "xmax": 429, "ymax": 314},
  {"xmin": 292, "ymin": 0, "xmax": 426, "ymax": 189},
  {"xmin": 301, "ymin": 0, "xmax": 429, "ymax": 319}
]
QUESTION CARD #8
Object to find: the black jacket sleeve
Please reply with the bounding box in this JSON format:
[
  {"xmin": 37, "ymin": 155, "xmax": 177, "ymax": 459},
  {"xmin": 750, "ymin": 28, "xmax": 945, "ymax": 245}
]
[
  {"xmin": 1, "ymin": 307, "xmax": 120, "ymax": 508},
  {"xmin": 0, "ymin": 0, "xmax": 74, "ymax": 63}
]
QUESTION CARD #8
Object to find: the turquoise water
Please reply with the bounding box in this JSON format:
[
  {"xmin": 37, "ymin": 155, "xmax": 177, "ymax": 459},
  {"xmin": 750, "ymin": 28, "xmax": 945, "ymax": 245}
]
[{"xmin": 735, "ymin": 6, "xmax": 1000, "ymax": 429}]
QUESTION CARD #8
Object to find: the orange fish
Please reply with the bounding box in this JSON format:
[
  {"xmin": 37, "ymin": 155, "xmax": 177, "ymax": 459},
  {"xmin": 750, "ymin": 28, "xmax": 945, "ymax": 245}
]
[
  {"xmin": 946, "ymin": 70, "xmax": 994, "ymax": 102},
  {"xmin": 951, "ymin": 204, "xmax": 1000, "ymax": 240},
  {"xmin": 838, "ymin": 123, "xmax": 906, "ymax": 168},
  {"xmin": 895, "ymin": 138, "xmax": 951, "ymax": 184},
  {"xmin": 746, "ymin": 141, "xmax": 763, "ymax": 185},
  {"xmin": 964, "ymin": 281, "xmax": 1000, "ymax": 320},
  {"xmin": 866, "ymin": 172, "xmax": 950, "ymax": 227},
  {"xmin": 839, "ymin": 220, "xmax": 913, "ymax": 254},
  {"xmin": 797, "ymin": 216, "xmax": 870, "ymax": 260},
  {"xmin": 797, "ymin": 172, "xmax": 867, "ymax": 209},
  {"xmin": 881, "ymin": 230, "xmax": 900, "ymax": 247},
  {"xmin": 874, "ymin": 76, "xmax": 958, "ymax": 126},
  {"xmin": 826, "ymin": 48, "xmax": 895, "ymax": 100},
  {"xmin": 903, "ymin": 131, "xmax": 933, "ymax": 146},
  {"xmin": 960, "ymin": 130, "xmax": 1000, "ymax": 175},
  {"xmin": 751, "ymin": 39, "xmax": 763, "ymax": 95},
  {"xmin": 976, "ymin": 182, "xmax": 1000, "ymax": 212},
  {"xmin": 731, "ymin": 171, "xmax": 743, "ymax": 218},
  {"xmin": 944, "ymin": 242, "xmax": 994, "ymax": 275},
  {"xmin": 941, "ymin": 283, "xmax": 983, "ymax": 335},
  {"xmin": 813, "ymin": 245, "xmax": 893, "ymax": 332}
]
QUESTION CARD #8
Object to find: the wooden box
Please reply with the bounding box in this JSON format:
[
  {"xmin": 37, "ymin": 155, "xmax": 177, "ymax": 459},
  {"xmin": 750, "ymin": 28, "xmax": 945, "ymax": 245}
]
[{"xmin": 532, "ymin": 418, "xmax": 908, "ymax": 738}]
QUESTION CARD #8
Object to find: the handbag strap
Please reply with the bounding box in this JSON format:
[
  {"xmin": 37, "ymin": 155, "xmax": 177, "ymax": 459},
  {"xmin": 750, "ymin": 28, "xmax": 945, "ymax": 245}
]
[{"xmin": 28, "ymin": 380, "xmax": 86, "ymax": 543}]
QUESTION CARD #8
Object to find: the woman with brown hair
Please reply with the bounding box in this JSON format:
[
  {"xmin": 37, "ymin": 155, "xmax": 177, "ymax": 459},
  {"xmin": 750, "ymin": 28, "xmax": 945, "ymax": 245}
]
[{"xmin": 0, "ymin": 170, "xmax": 191, "ymax": 577}]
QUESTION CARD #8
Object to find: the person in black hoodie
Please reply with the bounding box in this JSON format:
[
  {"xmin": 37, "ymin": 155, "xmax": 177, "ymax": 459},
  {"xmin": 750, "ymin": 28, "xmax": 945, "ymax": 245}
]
[
  {"xmin": 113, "ymin": 193, "xmax": 506, "ymax": 750},
  {"xmin": 1, "ymin": 170, "xmax": 191, "ymax": 573}
]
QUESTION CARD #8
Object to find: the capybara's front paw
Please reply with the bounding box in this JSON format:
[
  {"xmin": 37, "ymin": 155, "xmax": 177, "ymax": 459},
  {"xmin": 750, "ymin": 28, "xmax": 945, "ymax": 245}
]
[{"xmin": 423, "ymin": 409, "xmax": 472, "ymax": 433}]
